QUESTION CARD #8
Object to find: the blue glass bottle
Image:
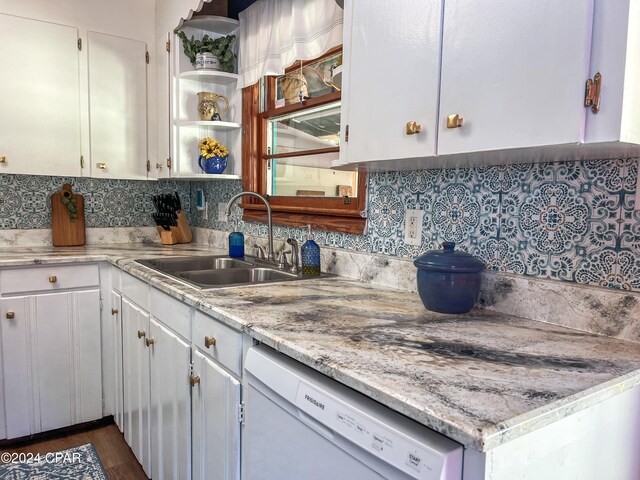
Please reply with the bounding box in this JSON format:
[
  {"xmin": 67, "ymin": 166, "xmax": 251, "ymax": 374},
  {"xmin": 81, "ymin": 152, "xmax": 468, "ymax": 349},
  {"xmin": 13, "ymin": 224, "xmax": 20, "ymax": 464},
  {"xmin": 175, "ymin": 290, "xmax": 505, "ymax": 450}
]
[
  {"xmin": 229, "ymin": 221, "xmax": 244, "ymax": 257},
  {"xmin": 301, "ymin": 224, "xmax": 320, "ymax": 276}
]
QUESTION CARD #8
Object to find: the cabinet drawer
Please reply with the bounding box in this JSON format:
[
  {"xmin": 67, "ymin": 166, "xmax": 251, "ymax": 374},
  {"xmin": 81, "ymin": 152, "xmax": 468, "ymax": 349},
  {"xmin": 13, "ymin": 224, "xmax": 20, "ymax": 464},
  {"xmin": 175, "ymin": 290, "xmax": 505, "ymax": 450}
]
[
  {"xmin": 194, "ymin": 311, "xmax": 242, "ymax": 377},
  {"xmin": 149, "ymin": 287, "xmax": 191, "ymax": 341},
  {"xmin": 0, "ymin": 264, "xmax": 99, "ymax": 295},
  {"xmin": 122, "ymin": 272, "xmax": 148, "ymax": 310}
]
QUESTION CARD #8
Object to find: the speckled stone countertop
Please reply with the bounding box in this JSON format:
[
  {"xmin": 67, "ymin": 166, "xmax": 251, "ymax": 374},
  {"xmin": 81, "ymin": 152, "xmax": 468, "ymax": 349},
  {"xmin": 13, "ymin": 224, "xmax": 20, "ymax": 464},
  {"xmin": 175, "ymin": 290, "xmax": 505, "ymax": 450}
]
[{"xmin": 2, "ymin": 243, "xmax": 640, "ymax": 452}]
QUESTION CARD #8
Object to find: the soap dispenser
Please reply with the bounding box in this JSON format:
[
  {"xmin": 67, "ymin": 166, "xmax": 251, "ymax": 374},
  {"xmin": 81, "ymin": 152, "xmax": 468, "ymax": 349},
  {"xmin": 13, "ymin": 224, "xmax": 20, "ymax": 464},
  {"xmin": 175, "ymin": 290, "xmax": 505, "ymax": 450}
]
[
  {"xmin": 228, "ymin": 220, "xmax": 244, "ymax": 257},
  {"xmin": 301, "ymin": 224, "xmax": 320, "ymax": 276}
]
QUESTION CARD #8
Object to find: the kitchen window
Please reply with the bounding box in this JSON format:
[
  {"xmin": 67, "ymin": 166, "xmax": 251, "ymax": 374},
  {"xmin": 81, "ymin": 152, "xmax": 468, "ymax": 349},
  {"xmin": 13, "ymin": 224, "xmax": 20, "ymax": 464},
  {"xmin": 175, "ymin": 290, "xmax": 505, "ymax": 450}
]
[{"xmin": 241, "ymin": 47, "xmax": 367, "ymax": 234}]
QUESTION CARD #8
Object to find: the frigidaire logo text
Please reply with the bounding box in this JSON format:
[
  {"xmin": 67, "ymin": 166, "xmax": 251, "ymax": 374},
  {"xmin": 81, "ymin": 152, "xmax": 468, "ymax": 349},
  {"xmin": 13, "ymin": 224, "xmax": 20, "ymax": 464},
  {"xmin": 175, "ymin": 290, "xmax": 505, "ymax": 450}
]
[{"xmin": 304, "ymin": 394, "xmax": 325, "ymax": 411}]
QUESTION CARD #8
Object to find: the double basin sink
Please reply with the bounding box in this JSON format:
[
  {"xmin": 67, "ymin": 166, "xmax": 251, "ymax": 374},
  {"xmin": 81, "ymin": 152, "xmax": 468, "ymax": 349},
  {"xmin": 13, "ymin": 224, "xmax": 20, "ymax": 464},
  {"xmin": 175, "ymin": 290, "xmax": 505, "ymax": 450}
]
[{"xmin": 136, "ymin": 255, "xmax": 318, "ymax": 289}]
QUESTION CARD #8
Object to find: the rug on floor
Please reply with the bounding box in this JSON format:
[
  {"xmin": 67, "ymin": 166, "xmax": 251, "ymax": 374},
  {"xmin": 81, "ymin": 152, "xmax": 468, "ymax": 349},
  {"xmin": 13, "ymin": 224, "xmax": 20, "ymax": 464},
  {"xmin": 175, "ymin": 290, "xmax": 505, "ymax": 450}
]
[{"xmin": 0, "ymin": 442, "xmax": 108, "ymax": 479}]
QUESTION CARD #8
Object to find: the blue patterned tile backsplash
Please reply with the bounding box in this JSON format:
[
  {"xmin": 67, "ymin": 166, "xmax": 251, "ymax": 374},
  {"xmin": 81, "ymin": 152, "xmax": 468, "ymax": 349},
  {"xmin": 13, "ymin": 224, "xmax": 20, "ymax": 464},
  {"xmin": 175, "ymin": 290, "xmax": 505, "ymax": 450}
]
[
  {"xmin": 191, "ymin": 157, "xmax": 639, "ymax": 292},
  {"xmin": 1, "ymin": 157, "xmax": 638, "ymax": 292},
  {"xmin": 0, "ymin": 174, "xmax": 192, "ymax": 229}
]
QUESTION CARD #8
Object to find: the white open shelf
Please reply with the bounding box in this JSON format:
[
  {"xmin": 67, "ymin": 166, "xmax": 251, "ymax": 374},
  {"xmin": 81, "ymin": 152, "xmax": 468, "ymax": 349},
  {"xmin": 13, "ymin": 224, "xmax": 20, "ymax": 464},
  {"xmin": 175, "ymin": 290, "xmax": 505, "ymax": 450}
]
[
  {"xmin": 171, "ymin": 15, "xmax": 243, "ymax": 180},
  {"xmin": 175, "ymin": 120, "xmax": 241, "ymax": 130},
  {"xmin": 176, "ymin": 15, "xmax": 239, "ymax": 34},
  {"xmin": 179, "ymin": 70, "xmax": 239, "ymax": 84}
]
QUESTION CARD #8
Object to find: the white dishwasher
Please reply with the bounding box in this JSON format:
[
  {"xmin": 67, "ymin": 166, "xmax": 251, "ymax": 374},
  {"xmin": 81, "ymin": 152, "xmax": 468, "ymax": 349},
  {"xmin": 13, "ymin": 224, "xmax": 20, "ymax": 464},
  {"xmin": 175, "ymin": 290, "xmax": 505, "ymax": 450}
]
[{"xmin": 243, "ymin": 345, "xmax": 463, "ymax": 480}]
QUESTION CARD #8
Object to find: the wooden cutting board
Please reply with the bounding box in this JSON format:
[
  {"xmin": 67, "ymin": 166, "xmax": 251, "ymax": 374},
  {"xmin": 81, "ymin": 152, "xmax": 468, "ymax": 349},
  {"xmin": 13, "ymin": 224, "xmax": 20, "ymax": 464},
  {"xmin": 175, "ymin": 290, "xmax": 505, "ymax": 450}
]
[{"xmin": 51, "ymin": 183, "xmax": 86, "ymax": 247}]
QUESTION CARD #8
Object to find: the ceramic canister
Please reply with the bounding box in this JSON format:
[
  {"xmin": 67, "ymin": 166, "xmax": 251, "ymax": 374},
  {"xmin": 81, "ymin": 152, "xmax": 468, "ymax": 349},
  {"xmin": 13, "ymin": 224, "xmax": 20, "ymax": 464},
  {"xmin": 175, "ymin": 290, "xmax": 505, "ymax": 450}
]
[
  {"xmin": 195, "ymin": 52, "xmax": 220, "ymax": 70},
  {"xmin": 413, "ymin": 242, "xmax": 484, "ymax": 314}
]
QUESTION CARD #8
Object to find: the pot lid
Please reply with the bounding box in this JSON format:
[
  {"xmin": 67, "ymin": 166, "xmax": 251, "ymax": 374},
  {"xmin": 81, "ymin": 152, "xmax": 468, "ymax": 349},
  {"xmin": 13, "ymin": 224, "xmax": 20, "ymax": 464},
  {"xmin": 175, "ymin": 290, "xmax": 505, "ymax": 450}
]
[{"xmin": 413, "ymin": 242, "xmax": 484, "ymax": 273}]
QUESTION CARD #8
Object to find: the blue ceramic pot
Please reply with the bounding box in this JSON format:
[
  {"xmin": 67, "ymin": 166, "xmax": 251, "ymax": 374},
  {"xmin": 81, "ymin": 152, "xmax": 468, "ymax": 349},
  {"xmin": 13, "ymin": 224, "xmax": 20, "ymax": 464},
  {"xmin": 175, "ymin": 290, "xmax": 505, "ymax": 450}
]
[
  {"xmin": 413, "ymin": 242, "xmax": 484, "ymax": 314},
  {"xmin": 198, "ymin": 154, "xmax": 228, "ymax": 174}
]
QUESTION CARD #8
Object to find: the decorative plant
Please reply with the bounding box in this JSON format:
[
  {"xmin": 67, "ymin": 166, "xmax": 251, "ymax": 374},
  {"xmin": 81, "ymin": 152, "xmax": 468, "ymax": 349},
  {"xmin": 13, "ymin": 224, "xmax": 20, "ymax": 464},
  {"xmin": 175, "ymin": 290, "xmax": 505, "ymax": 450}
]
[
  {"xmin": 177, "ymin": 32, "xmax": 236, "ymax": 73},
  {"xmin": 199, "ymin": 137, "xmax": 229, "ymax": 159},
  {"xmin": 60, "ymin": 187, "xmax": 78, "ymax": 221}
]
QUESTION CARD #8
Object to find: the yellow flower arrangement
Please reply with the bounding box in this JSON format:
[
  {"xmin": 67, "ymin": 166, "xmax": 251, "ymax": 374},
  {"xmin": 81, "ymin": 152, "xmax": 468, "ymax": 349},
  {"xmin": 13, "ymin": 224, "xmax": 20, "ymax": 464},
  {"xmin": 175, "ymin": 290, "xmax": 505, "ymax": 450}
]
[{"xmin": 199, "ymin": 137, "xmax": 229, "ymax": 159}]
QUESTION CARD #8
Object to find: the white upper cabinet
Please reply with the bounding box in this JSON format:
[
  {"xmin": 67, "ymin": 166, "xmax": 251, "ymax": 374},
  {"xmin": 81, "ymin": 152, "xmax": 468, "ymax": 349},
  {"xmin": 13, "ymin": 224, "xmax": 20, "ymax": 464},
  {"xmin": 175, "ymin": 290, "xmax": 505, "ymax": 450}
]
[
  {"xmin": 154, "ymin": 30, "xmax": 172, "ymax": 179},
  {"xmin": 336, "ymin": 0, "xmax": 640, "ymax": 171},
  {"xmin": 0, "ymin": 14, "xmax": 82, "ymax": 177},
  {"xmin": 438, "ymin": 0, "xmax": 593, "ymax": 155},
  {"xmin": 0, "ymin": 0, "xmax": 156, "ymax": 179},
  {"xmin": 339, "ymin": 0, "xmax": 443, "ymax": 165},
  {"xmin": 88, "ymin": 32, "xmax": 149, "ymax": 179},
  {"xmin": 585, "ymin": 0, "xmax": 640, "ymax": 148}
]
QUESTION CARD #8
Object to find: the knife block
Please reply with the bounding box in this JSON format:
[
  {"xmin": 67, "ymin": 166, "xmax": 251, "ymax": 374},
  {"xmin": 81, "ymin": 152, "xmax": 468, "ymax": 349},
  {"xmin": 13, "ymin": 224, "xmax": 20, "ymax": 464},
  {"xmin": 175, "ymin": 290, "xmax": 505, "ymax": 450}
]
[{"xmin": 157, "ymin": 211, "xmax": 193, "ymax": 245}]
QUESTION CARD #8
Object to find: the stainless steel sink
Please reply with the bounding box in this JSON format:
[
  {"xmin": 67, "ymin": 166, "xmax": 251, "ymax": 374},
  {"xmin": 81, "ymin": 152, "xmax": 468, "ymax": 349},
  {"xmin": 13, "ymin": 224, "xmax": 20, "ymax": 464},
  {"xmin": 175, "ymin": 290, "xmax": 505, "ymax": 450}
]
[
  {"xmin": 137, "ymin": 256, "xmax": 253, "ymax": 273},
  {"xmin": 177, "ymin": 268, "xmax": 298, "ymax": 288},
  {"xmin": 135, "ymin": 254, "xmax": 327, "ymax": 289}
]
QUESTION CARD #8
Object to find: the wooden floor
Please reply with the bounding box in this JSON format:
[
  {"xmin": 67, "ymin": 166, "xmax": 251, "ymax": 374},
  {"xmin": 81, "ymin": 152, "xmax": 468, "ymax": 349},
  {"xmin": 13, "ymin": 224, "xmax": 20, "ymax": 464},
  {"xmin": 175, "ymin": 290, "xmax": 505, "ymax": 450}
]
[{"xmin": 0, "ymin": 423, "xmax": 147, "ymax": 480}]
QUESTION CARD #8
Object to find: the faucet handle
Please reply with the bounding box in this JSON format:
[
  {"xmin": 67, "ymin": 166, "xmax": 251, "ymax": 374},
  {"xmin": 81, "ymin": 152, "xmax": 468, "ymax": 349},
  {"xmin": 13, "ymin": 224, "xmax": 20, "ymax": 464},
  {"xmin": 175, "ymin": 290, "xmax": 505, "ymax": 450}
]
[
  {"xmin": 253, "ymin": 244, "xmax": 266, "ymax": 260},
  {"xmin": 277, "ymin": 250, "xmax": 291, "ymax": 270},
  {"xmin": 286, "ymin": 238, "xmax": 300, "ymax": 274}
]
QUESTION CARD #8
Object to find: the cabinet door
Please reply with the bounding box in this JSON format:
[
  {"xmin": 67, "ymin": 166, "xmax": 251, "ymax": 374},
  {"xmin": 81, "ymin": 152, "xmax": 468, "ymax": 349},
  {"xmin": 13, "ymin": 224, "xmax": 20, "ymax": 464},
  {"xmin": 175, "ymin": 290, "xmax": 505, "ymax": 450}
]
[
  {"xmin": 192, "ymin": 350, "xmax": 241, "ymax": 480},
  {"xmin": 438, "ymin": 0, "xmax": 594, "ymax": 155},
  {"xmin": 149, "ymin": 318, "xmax": 191, "ymax": 480},
  {"xmin": 34, "ymin": 290, "xmax": 102, "ymax": 432},
  {"xmin": 0, "ymin": 297, "xmax": 32, "ymax": 439},
  {"xmin": 155, "ymin": 31, "xmax": 172, "ymax": 179},
  {"xmin": 0, "ymin": 14, "xmax": 82, "ymax": 176},
  {"xmin": 104, "ymin": 290, "xmax": 124, "ymax": 432},
  {"xmin": 339, "ymin": 0, "xmax": 443, "ymax": 165},
  {"xmin": 1, "ymin": 291, "xmax": 102, "ymax": 438},
  {"xmin": 87, "ymin": 31, "xmax": 148, "ymax": 179},
  {"xmin": 122, "ymin": 297, "xmax": 151, "ymax": 476}
]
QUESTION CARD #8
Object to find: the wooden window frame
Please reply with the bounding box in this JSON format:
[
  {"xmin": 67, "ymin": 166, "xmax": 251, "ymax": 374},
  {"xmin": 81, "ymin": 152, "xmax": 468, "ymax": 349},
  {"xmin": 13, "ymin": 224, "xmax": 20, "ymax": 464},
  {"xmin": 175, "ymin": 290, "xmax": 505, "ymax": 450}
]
[{"xmin": 240, "ymin": 48, "xmax": 367, "ymax": 235}]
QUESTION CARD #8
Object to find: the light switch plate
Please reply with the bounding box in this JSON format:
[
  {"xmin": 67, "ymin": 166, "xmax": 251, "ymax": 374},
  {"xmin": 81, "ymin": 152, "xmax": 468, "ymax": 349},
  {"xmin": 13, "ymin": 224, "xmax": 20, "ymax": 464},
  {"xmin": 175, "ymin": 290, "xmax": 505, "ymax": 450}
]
[
  {"xmin": 404, "ymin": 209, "xmax": 424, "ymax": 246},
  {"xmin": 218, "ymin": 203, "xmax": 228, "ymax": 222}
]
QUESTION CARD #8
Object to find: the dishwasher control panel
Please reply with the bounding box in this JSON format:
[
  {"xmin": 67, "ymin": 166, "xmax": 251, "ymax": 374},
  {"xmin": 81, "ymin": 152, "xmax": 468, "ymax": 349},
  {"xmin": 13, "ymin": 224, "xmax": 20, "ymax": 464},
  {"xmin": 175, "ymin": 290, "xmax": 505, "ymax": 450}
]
[{"xmin": 295, "ymin": 380, "xmax": 460, "ymax": 480}]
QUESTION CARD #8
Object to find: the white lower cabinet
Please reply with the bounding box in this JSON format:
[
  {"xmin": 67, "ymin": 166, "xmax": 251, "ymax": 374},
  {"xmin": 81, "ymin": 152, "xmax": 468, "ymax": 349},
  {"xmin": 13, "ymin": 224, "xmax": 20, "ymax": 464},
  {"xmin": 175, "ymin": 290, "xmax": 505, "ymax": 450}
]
[
  {"xmin": 149, "ymin": 318, "xmax": 192, "ymax": 480},
  {"xmin": 104, "ymin": 290, "xmax": 124, "ymax": 432},
  {"xmin": 121, "ymin": 282, "xmax": 194, "ymax": 480},
  {"xmin": 191, "ymin": 350, "xmax": 241, "ymax": 480},
  {"xmin": 122, "ymin": 296, "xmax": 152, "ymax": 476},
  {"xmin": 0, "ymin": 289, "xmax": 102, "ymax": 439},
  {"xmin": 117, "ymin": 275, "xmax": 244, "ymax": 480}
]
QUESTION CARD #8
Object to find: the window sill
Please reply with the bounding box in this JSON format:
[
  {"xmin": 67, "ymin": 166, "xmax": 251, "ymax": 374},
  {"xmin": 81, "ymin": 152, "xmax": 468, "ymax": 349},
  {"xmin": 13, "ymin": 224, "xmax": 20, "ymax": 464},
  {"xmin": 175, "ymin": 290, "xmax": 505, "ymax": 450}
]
[{"xmin": 241, "ymin": 204, "xmax": 366, "ymax": 235}]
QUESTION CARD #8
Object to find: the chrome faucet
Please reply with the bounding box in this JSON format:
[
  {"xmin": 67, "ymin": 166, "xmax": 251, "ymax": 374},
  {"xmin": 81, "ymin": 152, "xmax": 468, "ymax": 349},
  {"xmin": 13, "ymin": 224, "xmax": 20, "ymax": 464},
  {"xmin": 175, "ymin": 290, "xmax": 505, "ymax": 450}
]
[
  {"xmin": 225, "ymin": 191, "xmax": 275, "ymax": 262},
  {"xmin": 286, "ymin": 238, "xmax": 300, "ymax": 274}
]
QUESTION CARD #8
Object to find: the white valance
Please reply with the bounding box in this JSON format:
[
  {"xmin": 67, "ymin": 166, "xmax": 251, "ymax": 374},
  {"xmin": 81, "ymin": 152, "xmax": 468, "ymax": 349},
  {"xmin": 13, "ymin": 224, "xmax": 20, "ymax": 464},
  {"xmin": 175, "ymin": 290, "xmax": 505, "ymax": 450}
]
[{"xmin": 238, "ymin": 0, "xmax": 343, "ymax": 89}]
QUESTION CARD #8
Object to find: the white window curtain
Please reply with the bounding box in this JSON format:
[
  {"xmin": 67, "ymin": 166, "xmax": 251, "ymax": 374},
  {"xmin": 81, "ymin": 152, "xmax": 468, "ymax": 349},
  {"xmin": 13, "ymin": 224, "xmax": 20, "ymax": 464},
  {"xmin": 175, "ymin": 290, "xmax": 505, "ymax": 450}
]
[{"xmin": 238, "ymin": 0, "xmax": 343, "ymax": 89}]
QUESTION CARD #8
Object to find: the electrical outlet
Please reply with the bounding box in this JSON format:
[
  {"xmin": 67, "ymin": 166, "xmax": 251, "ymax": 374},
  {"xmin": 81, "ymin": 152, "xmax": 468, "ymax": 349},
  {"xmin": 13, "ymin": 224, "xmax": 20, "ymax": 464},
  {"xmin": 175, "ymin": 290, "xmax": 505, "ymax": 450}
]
[
  {"xmin": 404, "ymin": 209, "xmax": 424, "ymax": 246},
  {"xmin": 218, "ymin": 202, "xmax": 228, "ymax": 222}
]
